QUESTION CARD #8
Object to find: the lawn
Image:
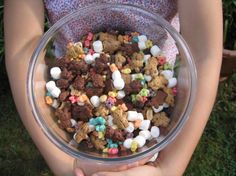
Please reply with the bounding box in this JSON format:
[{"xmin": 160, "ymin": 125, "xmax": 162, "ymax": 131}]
[{"xmin": 0, "ymin": 1, "xmax": 236, "ymax": 176}]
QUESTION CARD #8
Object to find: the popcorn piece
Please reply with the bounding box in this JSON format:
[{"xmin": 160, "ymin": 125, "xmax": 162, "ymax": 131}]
[
  {"xmin": 163, "ymin": 87, "xmax": 175, "ymax": 106},
  {"xmin": 115, "ymin": 53, "xmax": 126, "ymax": 69},
  {"xmin": 152, "ymin": 112, "xmax": 170, "ymax": 127},
  {"xmin": 167, "ymin": 78, "xmax": 177, "ymax": 88},
  {"xmin": 94, "ymin": 104, "xmax": 109, "ymax": 118},
  {"xmin": 130, "ymin": 52, "xmax": 144, "ymax": 72},
  {"xmin": 139, "ymin": 120, "xmax": 150, "ymax": 131},
  {"xmin": 111, "ymin": 108, "xmax": 129, "ymax": 129},
  {"xmin": 50, "ymin": 67, "xmax": 61, "ymax": 80},
  {"xmin": 121, "ymin": 73, "xmax": 132, "ymax": 84},
  {"xmin": 150, "ymin": 126, "xmax": 160, "ymax": 138},
  {"xmin": 144, "ymin": 57, "xmax": 159, "ymax": 76},
  {"xmin": 148, "ymin": 75, "xmax": 168, "ymax": 91},
  {"xmin": 150, "ymin": 45, "xmax": 161, "ymax": 57},
  {"xmin": 90, "ymin": 134, "xmax": 107, "ymax": 150},
  {"xmin": 93, "ymin": 40, "xmax": 103, "ymax": 53},
  {"xmin": 90, "ymin": 95, "xmax": 100, "ymax": 107}
]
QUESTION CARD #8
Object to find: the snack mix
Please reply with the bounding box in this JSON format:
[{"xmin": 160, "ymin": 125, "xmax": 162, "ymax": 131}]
[{"xmin": 45, "ymin": 31, "xmax": 178, "ymax": 155}]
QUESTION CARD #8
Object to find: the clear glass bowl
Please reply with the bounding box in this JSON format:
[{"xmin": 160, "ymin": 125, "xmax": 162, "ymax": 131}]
[{"xmin": 27, "ymin": 3, "xmax": 197, "ymax": 174}]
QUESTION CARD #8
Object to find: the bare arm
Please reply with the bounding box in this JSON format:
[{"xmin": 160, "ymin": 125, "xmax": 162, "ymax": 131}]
[
  {"xmin": 158, "ymin": 0, "xmax": 223, "ymax": 175},
  {"xmin": 4, "ymin": 1, "xmax": 74, "ymax": 175}
]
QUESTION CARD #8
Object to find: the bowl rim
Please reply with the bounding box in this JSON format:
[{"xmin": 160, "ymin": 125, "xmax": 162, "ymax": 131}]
[{"xmin": 27, "ymin": 3, "xmax": 197, "ymax": 163}]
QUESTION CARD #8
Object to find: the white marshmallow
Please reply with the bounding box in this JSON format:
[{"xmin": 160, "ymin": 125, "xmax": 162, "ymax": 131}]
[
  {"xmin": 138, "ymin": 41, "xmax": 147, "ymax": 50},
  {"xmin": 70, "ymin": 119, "xmax": 77, "ymax": 127},
  {"xmin": 127, "ymin": 111, "xmax": 139, "ymax": 121},
  {"xmin": 84, "ymin": 54, "xmax": 95, "ymax": 64},
  {"xmin": 152, "ymin": 105, "xmax": 164, "ymax": 113},
  {"xmin": 144, "ymin": 54, "xmax": 151, "ymax": 65},
  {"xmin": 46, "ymin": 81, "xmax": 56, "ymax": 92},
  {"xmin": 93, "ymin": 40, "xmax": 103, "ymax": 53},
  {"xmin": 51, "ymin": 87, "xmax": 61, "ymax": 98},
  {"xmin": 150, "ymin": 45, "xmax": 161, "ymax": 57},
  {"xmin": 134, "ymin": 135, "xmax": 146, "ymax": 148},
  {"xmin": 139, "ymin": 130, "xmax": 152, "ymax": 140},
  {"xmin": 107, "ymin": 115, "xmax": 114, "ymax": 126},
  {"xmin": 117, "ymin": 90, "xmax": 125, "ymax": 99},
  {"xmin": 138, "ymin": 35, "xmax": 147, "ymax": 42},
  {"xmin": 137, "ymin": 113, "xmax": 144, "ymax": 121},
  {"xmin": 149, "ymin": 153, "xmax": 159, "ymax": 162},
  {"xmin": 163, "ymin": 103, "xmax": 169, "ymax": 108},
  {"xmin": 123, "ymin": 138, "xmax": 133, "ymax": 149},
  {"xmin": 139, "ymin": 120, "xmax": 151, "ymax": 130},
  {"xmin": 90, "ymin": 96, "xmax": 100, "ymax": 107},
  {"xmin": 144, "ymin": 74, "xmax": 152, "ymax": 82},
  {"xmin": 151, "ymin": 126, "xmax": 160, "ymax": 138},
  {"xmin": 51, "ymin": 99, "xmax": 60, "ymax": 108},
  {"xmin": 167, "ymin": 77, "xmax": 177, "ymax": 88},
  {"xmin": 125, "ymin": 122, "xmax": 135, "ymax": 133},
  {"xmin": 88, "ymin": 124, "xmax": 95, "ymax": 132},
  {"xmin": 93, "ymin": 53, "xmax": 100, "ymax": 59},
  {"xmin": 50, "ymin": 67, "xmax": 61, "ymax": 80},
  {"xmin": 112, "ymin": 70, "xmax": 122, "ymax": 80},
  {"xmin": 113, "ymin": 78, "xmax": 125, "ymax": 90},
  {"xmin": 161, "ymin": 70, "xmax": 174, "ymax": 80}
]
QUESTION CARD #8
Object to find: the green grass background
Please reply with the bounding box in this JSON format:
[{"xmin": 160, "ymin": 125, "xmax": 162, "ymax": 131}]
[{"xmin": 0, "ymin": 0, "xmax": 236, "ymax": 175}]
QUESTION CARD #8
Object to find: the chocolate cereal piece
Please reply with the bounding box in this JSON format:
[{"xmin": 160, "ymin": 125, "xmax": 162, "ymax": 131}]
[
  {"xmin": 58, "ymin": 90, "xmax": 70, "ymax": 102},
  {"xmin": 148, "ymin": 90, "xmax": 168, "ymax": 107},
  {"xmin": 92, "ymin": 74, "xmax": 105, "ymax": 88},
  {"xmin": 73, "ymin": 75, "xmax": 85, "ymax": 90},
  {"xmin": 56, "ymin": 79, "xmax": 69, "ymax": 89},
  {"xmin": 71, "ymin": 104, "xmax": 93, "ymax": 122}
]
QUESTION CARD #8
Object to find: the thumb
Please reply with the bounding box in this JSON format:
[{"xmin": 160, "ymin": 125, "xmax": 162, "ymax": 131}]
[
  {"xmin": 91, "ymin": 165, "xmax": 161, "ymax": 176},
  {"xmin": 74, "ymin": 168, "xmax": 85, "ymax": 176}
]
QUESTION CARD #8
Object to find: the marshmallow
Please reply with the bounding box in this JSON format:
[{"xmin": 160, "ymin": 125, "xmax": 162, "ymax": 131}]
[
  {"xmin": 138, "ymin": 41, "xmax": 147, "ymax": 50},
  {"xmin": 144, "ymin": 74, "xmax": 152, "ymax": 82},
  {"xmin": 51, "ymin": 99, "xmax": 60, "ymax": 108},
  {"xmin": 127, "ymin": 111, "xmax": 139, "ymax": 121},
  {"xmin": 93, "ymin": 40, "xmax": 103, "ymax": 53},
  {"xmin": 50, "ymin": 67, "xmax": 61, "ymax": 80},
  {"xmin": 144, "ymin": 54, "xmax": 151, "ymax": 65},
  {"xmin": 161, "ymin": 70, "xmax": 174, "ymax": 80},
  {"xmin": 93, "ymin": 53, "xmax": 100, "ymax": 59},
  {"xmin": 139, "ymin": 120, "xmax": 150, "ymax": 130},
  {"xmin": 151, "ymin": 126, "xmax": 160, "ymax": 138},
  {"xmin": 123, "ymin": 138, "xmax": 133, "ymax": 149},
  {"xmin": 149, "ymin": 153, "xmax": 159, "ymax": 162},
  {"xmin": 138, "ymin": 35, "xmax": 147, "ymax": 42},
  {"xmin": 152, "ymin": 105, "xmax": 164, "ymax": 113},
  {"xmin": 150, "ymin": 45, "xmax": 161, "ymax": 57},
  {"xmin": 137, "ymin": 113, "xmax": 144, "ymax": 121},
  {"xmin": 117, "ymin": 90, "xmax": 125, "ymax": 99},
  {"xmin": 125, "ymin": 122, "xmax": 135, "ymax": 133},
  {"xmin": 46, "ymin": 81, "xmax": 56, "ymax": 92},
  {"xmin": 88, "ymin": 124, "xmax": 95, "ymax": 132},
  {"xmin": 167, "ymin": 77, "xmax": 177, "ymax": 88},
  {"xmin": 139, "ymin": 130, "xmax": 152, "ymax": 140},
  {"xmin": 70, "ymin": 119, "xmax": 77, "ymax": 127},
  {"xmin": 112, "ymin": 70, "xmax": 122, "ymax": 80},
  {"xmin": 163, "ymin": 103, "xmax": 169, "ymax": 108},
  {"xmin": 84, "ymin": 54, "xmax": 95, "ymax": 64},
  {"xmin": 107, "ymin": 115, "xmax": 114, "ymax": 126},
  {"xmin": 113, "ymin": 78, "xmax": 125, "ymax": 90},
  {"xmin": 51, "ymin": 87, "xmax": 61, "ymax": 98},
  {"xmin": 134, "ymin": 135, "xmax": 146, "ymax": 148},
  {"xmin": 90, "ymin": 96, "xmax": 100, "ymax": 107}
]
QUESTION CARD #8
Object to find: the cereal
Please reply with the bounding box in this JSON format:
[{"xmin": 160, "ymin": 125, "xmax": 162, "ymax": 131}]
[{"xmin": 45, "ymin": 31, "xmax": 178, "ymax": 154}]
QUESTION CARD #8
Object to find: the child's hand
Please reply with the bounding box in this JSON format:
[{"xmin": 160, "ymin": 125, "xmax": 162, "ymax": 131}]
[{"xmin": 74, "ymin": 162, "xmax": 162, "ymax": 176}]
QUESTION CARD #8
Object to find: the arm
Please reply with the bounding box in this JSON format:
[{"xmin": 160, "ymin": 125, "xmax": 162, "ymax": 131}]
[
  {"xmin": 4, "ymin": 1, "xmax": 75, "ymax": 175},
  {"xmin": 89, "ymin": 0, "xmax": 223, "ymax": 176}
]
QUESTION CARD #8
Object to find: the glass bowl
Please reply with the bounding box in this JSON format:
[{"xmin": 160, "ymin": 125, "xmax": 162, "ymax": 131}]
[{"xmin": 27, "ymin": 3, "xmax": 197, "ymax": 174}]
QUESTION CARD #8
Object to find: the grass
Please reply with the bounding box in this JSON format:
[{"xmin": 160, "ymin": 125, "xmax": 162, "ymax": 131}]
[{"xmin": 0, "ymin": 0, "xmax": 236, "ymax": 175}]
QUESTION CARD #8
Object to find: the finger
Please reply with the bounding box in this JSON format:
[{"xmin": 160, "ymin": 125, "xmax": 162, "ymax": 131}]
[
  {"xmin": 74, "ymin": 168, "xmax": 85, "ymax": 176},
  {"xmin": 92, "ymin": 165, "xmax": 161, "ymax": 176}
]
